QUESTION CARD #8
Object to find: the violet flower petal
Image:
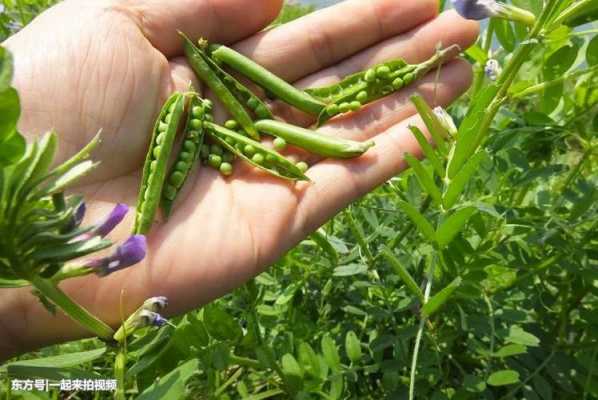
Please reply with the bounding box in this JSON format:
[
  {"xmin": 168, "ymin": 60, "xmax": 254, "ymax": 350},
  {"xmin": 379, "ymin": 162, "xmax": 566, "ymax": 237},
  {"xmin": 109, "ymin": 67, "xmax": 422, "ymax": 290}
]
[
  {"xmin": 94, "ymin": 203, "xmax": 129, "ymax": 237},
  {"xmin": 451, "ymin": 0, "xmax": 498, "ymax": 20}
]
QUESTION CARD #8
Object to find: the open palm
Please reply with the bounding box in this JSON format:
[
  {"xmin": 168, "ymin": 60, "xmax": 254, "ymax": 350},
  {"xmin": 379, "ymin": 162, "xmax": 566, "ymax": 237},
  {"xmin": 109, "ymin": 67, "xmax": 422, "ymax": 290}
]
[{"xmin": 0, "ymin": 0, "xmax": 478, "ymax": 356}]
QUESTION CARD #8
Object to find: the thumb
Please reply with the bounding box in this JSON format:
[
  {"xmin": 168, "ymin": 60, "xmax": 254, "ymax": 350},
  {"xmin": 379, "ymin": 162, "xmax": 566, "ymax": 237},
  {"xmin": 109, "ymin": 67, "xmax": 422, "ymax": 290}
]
[{"xmin": 122, "ymin": 0, "xmax": 283, "ymax": 57}]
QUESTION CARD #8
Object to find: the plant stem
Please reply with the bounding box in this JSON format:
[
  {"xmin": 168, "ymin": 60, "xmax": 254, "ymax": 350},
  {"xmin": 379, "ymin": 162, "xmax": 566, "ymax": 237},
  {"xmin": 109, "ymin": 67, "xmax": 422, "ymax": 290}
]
[
  {"xmin": 114, "ymin": 350, "xmax": 126, "ymax": 400},
  {"xmin": 551, "ymin": 0, "xmax": 598, "ymax": 27},
  {"xmin": 512, "ymin": 66, "xmax": 598, "ymax": 99},
  {"xmin": 409, "ymin": 263, "xmax": 435, "ymax": 400},
  {"xmin": 29, "ymin": 276, "xmax": 114, "ymax": 340},
  {"xmin": 483, "ymin": 294, "xmax": 496, "ymax": 378}
]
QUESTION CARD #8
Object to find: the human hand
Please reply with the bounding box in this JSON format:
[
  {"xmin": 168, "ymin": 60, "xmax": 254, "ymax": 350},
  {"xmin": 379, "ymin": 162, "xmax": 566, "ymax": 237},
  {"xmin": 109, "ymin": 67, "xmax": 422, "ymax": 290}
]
[{"xmin": 0, "ymin": 0, "xmax": 478, "ymax": 359}]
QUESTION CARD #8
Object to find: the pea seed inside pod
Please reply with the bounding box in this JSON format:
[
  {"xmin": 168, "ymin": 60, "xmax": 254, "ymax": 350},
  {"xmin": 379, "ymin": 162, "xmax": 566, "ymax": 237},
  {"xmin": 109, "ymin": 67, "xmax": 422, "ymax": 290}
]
[
  {"xmin": 339, "ymin": 102, "xmax": 351, "ymax": 113},
  {"xmin": 208, "ymin": 154, "xmax": 223, "ymax": 168},
  {"xmin": 210, "ymin": 144, "xmax": 224, "ymax": 156},
  {"xmin": 225, "ymin": 137, "xmax": 236, "ymax": 146},
  {"xmin": 364, "ymin": 69, "xmax": 376, "ymax": 82},
  {"xmin": 156, "ymin": 133, "xmax": 166, "ymax": 145},
  {"xmin": 163, "ymin": 184, "xmax": 177, "ymax": 201},
  {"xmin": 189, "ymin": 119, "xmax": 202, "ymax": 130},
  {"xmin": 376, "ymin": 66, "xmax": 391, "ymax": 80},
  {"xmin": 349, "ymin": 101, "xmax": 361, "ymax": 111},
  {"xmin": 247, "ymin": 97, "xmax": 259, "ymax": 110},
  {"xmin": 356, "ymin": 91, "xmax": 368, "ymax": 103},
  {"xmin": 183, "ymin": 141, "xmax": 197, "ymax": 153},
  {"xmin": 254, "ymin": 105, "xmax": 271, "ymax": 119},
  {"xmin": 191, "ymin": 106, "xmax": 204, "ymax": 118},
  {"xmin": 175, "ymin": 161, "xmax": 188, "ymax": 171},
  {"xmin": 165, "ymin": 114, "xmax": 172, "ymax": 124},
  {"xmin": 252, "ymin": 153, "xmax": 265, "ymax": 164},
  {"xmin": 296, "ymin": 161, "xmax": 309, "ymax": 173},
  {"xmin": 326, "ymin": 104, "xmax": 339, "ymax": 116},
  {"xmin": 403, "ymin": 73, "xmax": 414, "ymax": 85},
  {"xmin": 392, "ymin": 77, "xmax": 404, "ymax": 90},
  {"xmin": 170, "ymin": 171, "xmax": 186, "ymax": 188},
  {"xmin": 158, "ymin": 122, "xmax": 168, "ymax": 132},
  {"xmin": 224, "ymin": 120, "xmax": 238, "ymax": 130},
  {"xmin": 244, "ymin": 144, "xmax": 256, "ymax": 157},
  {"xmin": 265, "ymin": 154, "xmax": 277, "ymax": 164},
  {"xmin": 273, "ymin": 137, "xmax": 287, "ymax": 151},
  {"xmin": 153, "ymin": 146, "xmax": 162, "ymax": 158},
  {"xmin": 220, "ymin": 162, "xmax": 233, "ymax": 176}
]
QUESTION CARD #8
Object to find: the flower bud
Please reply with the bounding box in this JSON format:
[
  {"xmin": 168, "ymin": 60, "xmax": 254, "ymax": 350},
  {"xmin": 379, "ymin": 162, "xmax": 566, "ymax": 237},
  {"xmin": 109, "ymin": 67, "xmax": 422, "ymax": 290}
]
[
  {"xmin": 142, "ymin": 296, "xmax": 168, "ymax": 313},
  {"xmin": 85, "ymin": 235, "xmax": 146, "ymax": 276},
  {"xmin": 484, "ymin": 59, "xmax": 502, "ymax": 81},
  {"xmin": 451, "ymin": 0, "xmax": 536, "ymax": 26},
  {"xmin": 433, "ymin": 107, "xmax": 458, "ymax": 136}
]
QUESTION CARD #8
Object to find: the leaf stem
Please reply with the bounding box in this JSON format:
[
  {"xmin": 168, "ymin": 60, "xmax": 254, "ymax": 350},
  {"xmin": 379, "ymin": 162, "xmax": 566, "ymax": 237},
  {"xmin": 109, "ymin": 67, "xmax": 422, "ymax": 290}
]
[{"xmin": 28, "ymin": 276, "xmax": 114, "ymax": 340}]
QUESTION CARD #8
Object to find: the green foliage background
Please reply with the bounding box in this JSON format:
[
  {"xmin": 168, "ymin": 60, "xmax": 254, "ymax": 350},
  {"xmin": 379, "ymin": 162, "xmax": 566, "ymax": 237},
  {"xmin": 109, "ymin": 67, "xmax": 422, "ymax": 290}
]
[{"xmin": 1, "ymin": 1, "xmax": 597, "ymax": 399}]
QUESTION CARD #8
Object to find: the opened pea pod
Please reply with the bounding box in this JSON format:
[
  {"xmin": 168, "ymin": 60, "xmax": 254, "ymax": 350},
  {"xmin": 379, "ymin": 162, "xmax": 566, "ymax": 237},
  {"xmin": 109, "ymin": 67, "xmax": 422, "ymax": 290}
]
[{"xmin": 134, "ymin": 92, "xmax": 187, "ymax": 234}]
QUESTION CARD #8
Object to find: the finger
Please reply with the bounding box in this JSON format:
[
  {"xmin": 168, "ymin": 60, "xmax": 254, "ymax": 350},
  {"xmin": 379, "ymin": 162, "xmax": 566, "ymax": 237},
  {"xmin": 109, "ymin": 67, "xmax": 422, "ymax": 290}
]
[
  {"xmin": 233, "ymin": 0, "xmax": 438, "ymax": 82},
  {"xmin": 169, "ymin": 57, "xmax": 201, "ymax": 93},
  {"xmin": 121, "ymin": 0, "xmax": 283, "ymax": 57},
  {"xmin": 271, "ymin": 10, "xmax": 479, "ymax": 126},
  {"xmin": 276, "ymin": 59, "xmax": 472, "ymax": 163}
]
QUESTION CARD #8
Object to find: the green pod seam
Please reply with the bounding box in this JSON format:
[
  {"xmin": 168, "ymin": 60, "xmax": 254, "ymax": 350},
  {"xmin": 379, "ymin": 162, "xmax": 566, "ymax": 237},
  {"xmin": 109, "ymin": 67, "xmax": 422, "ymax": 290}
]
[
  {"xmin": 255, "ymin": 119, "xmax": 374, "ymax": 159},
  {"xmin": 134, "ymin": 92, "xmax": 186, "ymax": 234},
  {"xmin": 199, "ymin": 47, "xmax": 274, "ymax": 121},
  {"xmin": 160, "ymin": 94, "xmax": 209, "ymax": 217},
  {"xmin": 205, "ymin": 122, "xmax": 309, "ymax": 181},
  {"xmin": 209, "ymin": 44, "xmax": 327, "ymax": 116},
  {"xmin": 182, "ymin": 34, "xmax": 260, "ymax": 140}
]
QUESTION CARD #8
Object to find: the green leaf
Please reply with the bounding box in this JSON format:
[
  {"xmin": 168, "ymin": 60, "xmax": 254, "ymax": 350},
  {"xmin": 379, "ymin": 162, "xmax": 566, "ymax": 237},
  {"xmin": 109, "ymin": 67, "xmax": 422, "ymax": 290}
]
[
  {"xmin": 506, "ymin": 325, "xmax": 540, "ymax": 347},
  {"xmin": 487, "ymin": 369, "xmax": 520, "ymax": 386},
  {"xmin": 4, "ymin": 348, "xmax": 106, "ymax": 369},
  {"xmin": 31, "ymin": 236, "xmax": 112, "ymax": 264},
  {"xmin": 27, "ymin": 131, "xmax": 58, "ymax": 186},
  {"xmin": 203, "ymin": 304, "xmax": 242, "ymax": 341},
  {"xmin": 447, "ymin": 84, "xmax": 498, "ymax": 178},
  {"xmin": 281, "ymin": 353, "xmax": 304, "ymax": 391},
  {"xmin": 408, "ymin": 125, "xmax": 444, "ymax": 178},
  {"xmin": 381, "ymin": 246, "xmax": 424, "ymax": 301},
  {"xmin": 0, "ymin": 87, "xmax": 20, "ymax": 142},
  {"xmin": 587, "ymin": 35, "xmax": 598, "ymax": 66},
  {"xmin": 42, "ymin": 160, "xmax": 99, "ymax": 195},
  {"xmin": 544, "ymin": 43, "xmax": 580, "ymax": 80},
  {"xmin": 421, "ymin": 277, "xmax": 462, "ymax": 317},
  {"xmin": 465, "ymin": 44, "xmax": 488, "ymax": 64},
  {"xmin": 345, "ymin": 331, "xmax": 362, "ymax": 363},
  {"xmin": 444, "ymin": 151, "xmax": 486, "ymax": 209},
  {"xmin": 333, "ymin": 263, "xmax": 367, "ymax": 277},
  {"xmin": 321, "ymin": 334, "xmax": 341, "ymax": 371},
  {"xmin": 495, "ymin": 19, "xmax": 517, "ymax": 52},
  {"xmin": 436, "ymin": 207, "xmax": 476, "ymax": 247},
  {"xmin": 310, "ymin": 229, "xmax": 339, "ymax": 266},
  {"xmin": 0, "ymin": 46, "xmax": 13, "ymax": 92},
  {"xmin": 410, "ymin": 94, "xmax": 448, "ymax": 154},
  {"xmin": 396, "ymin": 200, "xmax": 436, "ymax": 243},
  {"xmin": 0, "ymin": 130, "xmax": 25, "ymax": 166},
  {"xmin": 297, "ymin": 342, "xmax": 321, "ymax": 379},
  {"xmin": 493, "ymin": 343, "xmax": 527, "ymax": 358},
  {"xmin": 136, "ymin": 359, "xmax": 200, "ymax": 400}
]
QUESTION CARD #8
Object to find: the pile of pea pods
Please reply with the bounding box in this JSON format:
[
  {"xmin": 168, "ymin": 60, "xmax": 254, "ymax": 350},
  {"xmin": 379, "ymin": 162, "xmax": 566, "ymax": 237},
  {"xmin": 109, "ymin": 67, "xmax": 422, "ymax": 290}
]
[{"xmin": 133, "ymin": 34, "xmax": 458, "ymax": 234}]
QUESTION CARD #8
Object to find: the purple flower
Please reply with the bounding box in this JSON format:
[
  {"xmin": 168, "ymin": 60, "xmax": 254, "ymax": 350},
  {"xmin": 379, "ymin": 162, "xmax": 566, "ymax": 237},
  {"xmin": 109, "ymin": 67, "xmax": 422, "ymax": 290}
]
[
  {"xmin": 451, "ymin": 0, "xmax": 499, "ymax": 20},
  {"xmin": 93, "ymin": 203, "xmax": 129, "ymax": 237},
  {"xmin": 66, "ymin": 202, "xmax": 87, "ymax": 231},
  {"xmin": 484, "ymin": 59, "xmax": 501, "ymax": 81},
  {"xmin": 139, "ymin": 310, "xmax": 168, "ymax": 327},
  {"xmin": 451, "ymin": 0, "xmax": 536, "ymax": 25},
  {"xmin": 86, "ymin": 235, "xmax": 147, "ymax": 276}
]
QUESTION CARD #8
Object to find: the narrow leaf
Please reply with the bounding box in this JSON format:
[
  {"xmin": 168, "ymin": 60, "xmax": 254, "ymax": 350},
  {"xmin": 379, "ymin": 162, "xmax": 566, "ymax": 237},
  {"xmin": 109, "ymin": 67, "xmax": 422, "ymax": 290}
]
[
  {"xmin": 43, "ymin": 160, "xmax": 99, "ymax": 195},
  {"xmin": 421, "ymin": 277, "xmax": 462, "ymax": 317},
  {"xmin": 396, "ymin": 200, "xmax": 436, "ymax": 243},
  {"xmin": 381, "ymin": 246, "xmax": 424, "ymax": 301},
  {"xmin": 31, "ymin": 236, "xmax": 112, "ymax": 263},
  {"xmin": 310, "ymin": 229, "xmax": 339, "ymax": 266},
  {"xmin": 436, "ymin": 207, "xmax": 476, "ymax": 247},
  {"xmin": 487, "ymin": 370, "xmax": 520, "ymax": 386},
  {"xmin": 410, "ymin": 94, "xmax": 448, "ymax": 154},
  {"xmin": 5, "ymin": 348, "xmax": 106, "ymax": 369},
  {"xmin": 405, "ymin": 153, "xmax": 443, "ymax": 207},
  {"xmin": 408, "ymin": 125, "xmax": 445, "ymax": 178},
  {"xmin": 444, "ymin": 151, "xmax": 486, "ymax": 209}
]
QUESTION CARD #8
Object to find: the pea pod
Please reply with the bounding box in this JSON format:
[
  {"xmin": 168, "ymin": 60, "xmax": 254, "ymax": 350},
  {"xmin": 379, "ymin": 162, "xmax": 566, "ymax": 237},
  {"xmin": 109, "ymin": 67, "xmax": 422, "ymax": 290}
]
[
  {"xmin": 199, "ymin": 45, "xmax": 273, "ymax": 121},
  {"xmin": 255, "ymin": 119, "xmax": 374, "ymax": 159},
  {"xmin": 209, "ymin": 44, "xmax": 327, "ymax": 116},
  {"xmin": 182, "ymin": 34, "xmax": 260, "ymax": 140},
  {"xmin": 205, "ymin": 122, "xmax": 309, "ymax": 181},
  {"xmin": 161, "ymin": 95, "xmax": 211, "ymax": 217},
  {"xmin": 307, "ymin": 45, "xmax": 460, "ymax": 126},
  {"xmin": 134, "ymin": 93, "xmax": 186, "ymax": 234}
]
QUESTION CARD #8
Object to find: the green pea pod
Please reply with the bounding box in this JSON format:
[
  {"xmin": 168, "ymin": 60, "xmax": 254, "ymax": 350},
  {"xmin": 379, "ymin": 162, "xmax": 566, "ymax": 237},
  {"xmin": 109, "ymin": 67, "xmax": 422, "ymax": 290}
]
[
  {"xmin": 205, "ymin": 122, "xmax": 308, "ymax": 181},
  {"xmin": 254, "ymin": 119, "xmax": 374, "ymax": 159},
  {"xmin": 161, "ymin": 95, "xmax": 210, "ymax": 218},
  {"xmin": 209, "ymin": 44, "xmax": 327, "ymax": 116},
  {"xmin": 199, "ymin": 46, "xmax": 273, "ymax": 121},
  {"xmin": 182, "ymin": 34, "xmax": 260, "ymax": 140},
  {"xmin": 308, "ymin": 45, "xmax": 460, "ymax": 126},
  {"xmin": 134, "ymin": 92, "xmax": 186, "ymax": 234}
]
